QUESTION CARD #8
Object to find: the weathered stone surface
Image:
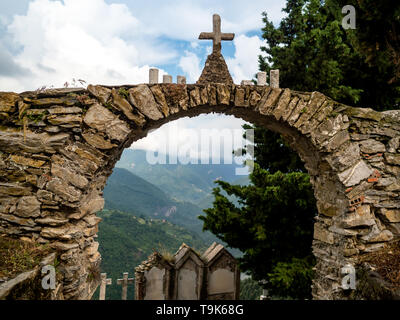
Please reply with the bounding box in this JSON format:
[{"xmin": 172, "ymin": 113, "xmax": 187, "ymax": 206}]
[
  {"xmin": 0, "ymin": 183, "xmax": 32, "ymax": 196},
  {"xmin": 271, "ymin": 89, "xmax": 291, "ymax": 120},
  {"xmin": 196, "ymin": 52, "xmax": 233, "ymax": 84},
  {"xmin": 0, "ymin": 92, "xmax": 19, "ymax": 112},
  {"xmin": 294, "ymin": 92, "xmax": 326, "ymax": 129},
  {"xmin": 361, "ymin": 225, "xmax": 394, "ymax": 243},
  {"xmin": 69, "ymin": 191, "xmax": 104, "ymax": 220},
  {"xmin": 321, "ymin": 130, "xmax": 350, "ymax": 152},
  {"xmin": 57, "ymin": 145, "xmax": 101, "ymax": 177},
  {"xmin": 205, "ymin": 85, "xmax": 217, "ymax": 106},
  {"xmin": 1, "ymin": 83, "xmax": 400, "ymax": 301},
  {"xmin": 281, "ymin": 96, "xmax": 299, "ymax": 121},
  {"xmin": 85, "ymin": 241, "xmax": 99, "ymax": 256},
  {"xmin": 387, "ymin": 137, "xmax": 400, "ymax": 153},
  {"xmin": 150, "ymin": 85, "xmax": 170, "ymax": 116},
  {"xmin": 0, "ymin": 213, "xmax": 36, "ymax": 227},
  {"xmin": 325, "ymin": 142, "xmax": 360, "ymax": 171},
  {"xmin": 41, "ymin": 225, "xmax": 83, "ymax": 240},
  {"xmin": 189, "ymin": 87, "xmax": 202, "ymax": 107},
  {"xmin": 0, "ymin": 198, "xmax": 18, "ymax": 214},
  {"xmin": 338, "ymin": 160, "xmax": 373, "ymax": 187},
  {"xmin": 50, "ymin": 241, "xmax": 79, "ymax": 251},
  {"xmin": 83, "ymin": 226, "xmax": 98, "ymax": 237},
  {"xmin": 51, "ymin": 163, "xmax": 88, "ymax": 189},
  {"xmin": 341, "ymin": 205, "xmax": 375, "ymax": 228},
  {"xmin": 14, "ymin": 196, "xmax": 41, "ymax": 218},
  {"xmin": 0, "ymin": 269, "xmax": 38, "ymax": 299},
  {"xmin": 87, "ymin": 85, "xmax": 111, "ymax": 105},
  {"xmin": 111, "ymin": 89, "xmax": 146, "ymax": 127},
  {"xmin": 83, "ymin": 215, "xmax": 102, "ymax": 227},
  {"xmin": 48, "ymin": 107, "xmax": 82, "ymax": 114},
  {"xmin": 384, "ymin": 153, "xmax": 400, "ymax": 165},
  {"xmin": 314, "ymin": 223, "xmax": 334, "ymax": 244},
  {"xmin": 47, "ymin": 178, "xmax": 82, "ymax": 203},
  {"xmin": 234, "ymin": 88, "xmax": 246, "ymax": 107},
  {"xmin": 48, "ymin": 114, "xmax": 82, "ymax": 126},
  {"xmin": 0, "ymin": 131, "xmax": 69, "ymax": 154},
  {"xmin": 128, "ymin": 85, "xmax": 163, "ymax": 121},
  {"xmin": 36, "ymin": 217, "xmax": 69, "ymax": 226},
  {"xmin": 258, "ymin": 88, "xmax": 282, "ymax": 115},
  {"xmin": 312, "ymin": 114, "xmax": 347, "ymax": 144},
  {"xmin": 345, "ymin": 107, "xmax": 383, "ymax": 122},
  {"xmin": 10, "ymin": 155, "xmax": 46, "ymax": 168},
  {"xmin": 379, "ymin": 208, "xmax": 400, "ymax": 223},
  {"xmin": 216, "ymin": 84, "xmax": 230, "ymax": 105},
  {"xmin": 248, "ymin": 90, "xmax": 261, "ymax": 107},
  {"xmin": 26, "ymin": 96, "xmax": 76, "ymax": 107},
  {"xmin": 287, "ymin": 98, "xmax": 307, "ymax": 126},
  {"xmin": 84, "ymin": 103, "xmax": 130, "ymax": 142},
  {"xmin": 359, "ymin": 139, "xmax": 386, "ymax": 154},
  {"xmin": 82, "ymin": 131, "xmax": 116, "ymax": 150}
]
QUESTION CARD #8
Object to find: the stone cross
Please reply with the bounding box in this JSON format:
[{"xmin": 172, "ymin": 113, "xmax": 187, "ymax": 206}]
[
  {"xmin": 99, "ymin": 273, "xmax": 112, "ymax": 300},
  {"xmin": 117, "ymin": 272, "xmax": 134, "ymax": 300},
  {"xmin": 199, "ymin": 14, "xmax": 234, "ymax": 53}
]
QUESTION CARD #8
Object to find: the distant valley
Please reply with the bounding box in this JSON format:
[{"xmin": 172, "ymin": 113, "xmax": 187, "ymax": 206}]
[{"xmin": 95, "ymin": 148, "xmax": 250, "ymax": 299}]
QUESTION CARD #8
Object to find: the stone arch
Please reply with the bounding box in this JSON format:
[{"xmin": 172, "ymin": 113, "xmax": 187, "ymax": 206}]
[{"xmin": 0, "ymin": 82, "xmax": 399, "ymax": 299}]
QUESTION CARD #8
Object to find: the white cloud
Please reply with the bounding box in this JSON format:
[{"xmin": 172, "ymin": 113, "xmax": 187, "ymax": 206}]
[
  {"xmin": 132, "ymin": 114, "xmax": 249, "ymax": 162},
  {"xmin": 0, "ymin": 0, "xmax": 175, "ymax": 92},
  {"xmin": 0, "ymin": 0, "xmax": 286, "ymax": 92},
  {"xmin": 226, "ymin": 34, "xmax": 265, "ymax": 84},
  {"xmin": 126, "ymin": 0, "xmax": 286, "ymax": 40},
  {"xmin": 178, "ymin": 51, "xmax": 201, "ymax": 83}
]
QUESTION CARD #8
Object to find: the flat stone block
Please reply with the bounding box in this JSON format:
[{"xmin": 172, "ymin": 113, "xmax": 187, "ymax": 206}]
[
  {"xmin": 149, "ymin": 68, "xmax": 159, "ymax": 84},
  {"xmin": 163, "ymin": 75, "xmax": 172, "ymax": 84}
]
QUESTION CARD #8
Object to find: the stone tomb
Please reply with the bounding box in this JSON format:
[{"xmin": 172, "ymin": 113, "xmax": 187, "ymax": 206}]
[
  {"xmin": 135, "ymin": 252, "xmax": 174, "ymax": 300},
  {"xmin": 202, "ymin": 242, "xmax": 240, "ymax": 300},
  {"xmin": 174, "ymin": 243, "xmax": 204, "ymax": 300},
  {"xmin": 135, "ymin": 243, "xmax": 238, "ymax": 300}
]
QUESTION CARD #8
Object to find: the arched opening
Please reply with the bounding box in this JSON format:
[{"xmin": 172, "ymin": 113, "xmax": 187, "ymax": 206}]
[
  {"xmin": 0, "ymin": 83, "xmax": 399, "ymax": 300},
  {"xmin": 96, "ymin": 113, "xmax": 250, "ymax": 300},
  {"xmin": 82, "ymin": 84, "xmax": 349, "ymax": 301}
]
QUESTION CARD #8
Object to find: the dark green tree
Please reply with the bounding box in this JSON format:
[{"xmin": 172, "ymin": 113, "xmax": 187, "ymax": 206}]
[
  {"xmin": 259, "ymin": 0, "xmax": 399, "ymax": 110},
  {"xmin": 200, "ymin": 164, "xmax": 316, "ymax": 299},
  {"xmin": 335, "ymin": 0, "xmax": 400, "ymax": 85},
  {"xmin": 201, "ymin": 0, "xmax": 400, "ymax": 299}
]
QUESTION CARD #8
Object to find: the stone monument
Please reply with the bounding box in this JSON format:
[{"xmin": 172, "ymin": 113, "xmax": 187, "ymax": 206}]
[
  {"xmin": 135, "ymin": 243, "xmax": 239, "ymax": 300},
  {"xmin": 197, "ymin": 14, "xmax": 235, "ymax": 84}
]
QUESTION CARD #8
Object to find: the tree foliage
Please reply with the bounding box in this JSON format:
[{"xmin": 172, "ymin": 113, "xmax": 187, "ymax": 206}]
[
  {"xmin": 259, "ymin": 0, "xmax": 399, "ymax": 110},
  {"xmin": 335, "ymin": 0, "xmax": 400, "ymax": 84},
  {"xmin": 201, "ymin": 0, "xmax": 400, "ymax": 299},
  {"xmin": 200, "ymin": 165, "xmax": 316, "ymax": 299},
  {"xmin": 240, "ymin": 278, "xmax": 263, "ymax": 300}
]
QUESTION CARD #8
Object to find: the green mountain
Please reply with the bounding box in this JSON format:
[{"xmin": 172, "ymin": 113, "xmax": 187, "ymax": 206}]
[
  {"xmin": 94, "ymin": 209, "xmax": 208, "ymax": 300},
  {"xmin": 94, "ymin": 150, "xmax": 247, "ymax": 300},
  {"xmin": 103, "ymin": 167, "xmax": 215, "ymax": 243},
  {"xmin": 115, "ymin": 149, "xmax": 247, "ymax": 203}
]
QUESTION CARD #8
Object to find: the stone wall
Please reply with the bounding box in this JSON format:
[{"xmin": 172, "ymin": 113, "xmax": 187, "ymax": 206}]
[{"xmin": 0, "ymin": 83, "xmax": 399, "ymax": 299}]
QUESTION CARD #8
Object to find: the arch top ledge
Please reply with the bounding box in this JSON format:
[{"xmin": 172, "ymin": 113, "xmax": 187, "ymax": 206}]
[{"xmin": 1, "ymin": 82, "xmax": 400, "ymax": 300}]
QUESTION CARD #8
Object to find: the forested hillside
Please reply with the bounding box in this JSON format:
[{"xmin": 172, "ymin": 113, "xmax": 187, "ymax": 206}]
[
  {"xmin": 103, "ymin": 167, "xmax": 218, "ymax": 244},
  {"xmin": 115, "ymin": 149, "xmax": 244, "ymax": 203},
  {"xmin": 94, "ymin": 209, "xmax": 208, "ymax": 300}
]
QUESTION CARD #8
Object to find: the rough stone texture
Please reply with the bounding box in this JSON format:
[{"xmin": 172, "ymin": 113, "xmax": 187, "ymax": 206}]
[
  {"xmin": 1, "ymin": 82, "xmax": 400, "ymax": 300},
  {"xmin": 196, "ymin": 52, "xmax": 233, "ymax": 84},
  {"xmin": 0, "ymin": 252, "xmax": 63, "ymax": 300}
]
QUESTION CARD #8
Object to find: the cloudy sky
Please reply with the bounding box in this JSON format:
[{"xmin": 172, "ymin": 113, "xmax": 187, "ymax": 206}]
[{"xmin": 0, "ymin": 0, "xmax": 287, "ymax": 160}]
